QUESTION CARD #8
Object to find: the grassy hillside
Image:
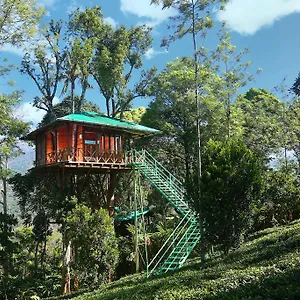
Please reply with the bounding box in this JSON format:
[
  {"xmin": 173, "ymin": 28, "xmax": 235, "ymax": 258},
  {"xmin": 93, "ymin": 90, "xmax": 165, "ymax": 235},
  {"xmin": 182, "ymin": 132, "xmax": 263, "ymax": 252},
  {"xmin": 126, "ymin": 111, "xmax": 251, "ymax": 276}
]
[{"xmin": 50, "ymin": 220, "xmax": 300, "ymax": 300}]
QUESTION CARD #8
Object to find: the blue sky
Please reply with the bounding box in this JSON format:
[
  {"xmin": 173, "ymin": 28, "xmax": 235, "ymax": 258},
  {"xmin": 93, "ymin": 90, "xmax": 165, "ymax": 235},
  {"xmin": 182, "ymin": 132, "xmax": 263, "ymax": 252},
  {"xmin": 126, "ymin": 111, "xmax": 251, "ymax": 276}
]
[{"xmin": 1, "ymin": 0, "xmax": 300, "ymax": 125}]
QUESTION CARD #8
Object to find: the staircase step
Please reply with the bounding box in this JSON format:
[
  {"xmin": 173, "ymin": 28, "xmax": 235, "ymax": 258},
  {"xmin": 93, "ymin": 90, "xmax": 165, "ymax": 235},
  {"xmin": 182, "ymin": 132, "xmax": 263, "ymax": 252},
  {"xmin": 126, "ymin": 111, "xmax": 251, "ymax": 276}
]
[{"xmin": 161, "ymin": 261, "xmax": 181, "ymax": 266}]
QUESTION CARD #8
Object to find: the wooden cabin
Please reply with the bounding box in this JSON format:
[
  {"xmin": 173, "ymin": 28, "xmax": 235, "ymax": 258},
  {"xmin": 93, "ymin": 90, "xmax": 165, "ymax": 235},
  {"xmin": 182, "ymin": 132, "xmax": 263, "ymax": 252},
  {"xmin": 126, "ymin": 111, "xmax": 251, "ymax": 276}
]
[{"xmin": 26, "ymin": 112, "xmax": 159, "ymax": 172}]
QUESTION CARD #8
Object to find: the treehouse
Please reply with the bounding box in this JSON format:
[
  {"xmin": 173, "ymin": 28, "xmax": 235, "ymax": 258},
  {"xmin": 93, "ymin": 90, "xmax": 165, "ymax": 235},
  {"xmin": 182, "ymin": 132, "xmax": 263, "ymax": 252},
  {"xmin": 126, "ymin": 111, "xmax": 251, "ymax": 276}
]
[
  {"xmin": 26, "ymin": 111, "xmax": 159, "ymax": 173},
  {"xmin": 26, "ymin": 111, "xmax": 203, "ymax": 277}
]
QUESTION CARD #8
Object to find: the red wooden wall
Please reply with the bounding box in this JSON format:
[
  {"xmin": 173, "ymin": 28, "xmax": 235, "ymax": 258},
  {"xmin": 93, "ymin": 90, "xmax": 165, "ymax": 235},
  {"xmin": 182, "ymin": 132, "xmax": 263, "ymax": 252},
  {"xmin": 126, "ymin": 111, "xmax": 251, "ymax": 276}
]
[{"xmin": 36, "ymin": 122, "xmax": 125, "ymax": 165}]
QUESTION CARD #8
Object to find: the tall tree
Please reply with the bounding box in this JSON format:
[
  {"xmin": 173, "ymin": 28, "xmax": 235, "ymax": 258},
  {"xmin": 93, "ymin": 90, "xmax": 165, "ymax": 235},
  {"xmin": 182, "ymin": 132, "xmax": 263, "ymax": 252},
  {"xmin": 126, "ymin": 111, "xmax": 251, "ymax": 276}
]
[
  {"xmin": 61, "ymin": 38, "xmax": 94, "ymax": 113},
  {"xmin": 200, "ymin": 139, "xmax": 262, "ymax": 254},
  {"xmin": 151, "ymin": 0, "xmax": 228, "ymax": 261},
  {"xmin": 232, "ymin": 88, "xmax": 285, "ymax": 159},
  {"xmin": 289, "ymin": 74, "xmax": 300, "ymax": 172},
  {"xmin": 142, "ymin": 57, "xmax": 223, "ymax": 184},
  {"xmin": 21, "ymin": 20, "xmax": 66, "ymax": 120},
  {"xmin": 69, "ymin": 6, "xmax": 156, "ymax": 117},
  {"xmin": 0, "ymin": 91, "xmax": 29, "ymax": 297},
  {"xmin": 0, "ymin": 91, "xmax": 29, "ymax": 218},
  {"xmin": 212, "ymin": 27, "xmax": 259, "ymax": 138},
  {"xmin": 286, "ymin": 99, "xmax": 300, "ymax": 172}
]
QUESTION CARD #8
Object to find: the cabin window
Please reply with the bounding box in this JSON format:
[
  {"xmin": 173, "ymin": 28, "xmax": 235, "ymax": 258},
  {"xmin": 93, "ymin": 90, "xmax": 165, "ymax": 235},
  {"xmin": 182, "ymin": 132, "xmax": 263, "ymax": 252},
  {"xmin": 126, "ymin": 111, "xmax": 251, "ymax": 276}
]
[
  {"xmin": 81, "ymin": 128, "xmax": 123, "ymax": 160},
  {"xmin": 85, "ymin": 140, "xmax": 96, "ymax": 145},
  {"xmin": 84, "ymin": 139, "xmax": 96, "ymax": 158}
]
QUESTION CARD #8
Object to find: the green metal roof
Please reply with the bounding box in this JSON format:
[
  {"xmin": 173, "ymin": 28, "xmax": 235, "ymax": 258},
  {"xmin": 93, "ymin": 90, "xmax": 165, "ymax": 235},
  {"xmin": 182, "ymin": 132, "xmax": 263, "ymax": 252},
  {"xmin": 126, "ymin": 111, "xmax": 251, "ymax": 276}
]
[
  {"xmin": 114, "ymin": 208, "xmax": 150, "ymax": 222},
  {"xmin": 58, "ymin": 112, "xmax": 160, "ymax": 135},
  {"xmin": 26, "ymin": 111, "xmax": 160, "ymax": 139}
]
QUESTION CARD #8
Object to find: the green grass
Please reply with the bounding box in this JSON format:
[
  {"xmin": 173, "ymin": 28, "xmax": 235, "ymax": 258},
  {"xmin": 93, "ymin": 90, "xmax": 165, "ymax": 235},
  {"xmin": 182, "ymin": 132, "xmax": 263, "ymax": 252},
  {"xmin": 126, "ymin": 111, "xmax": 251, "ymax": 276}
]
[{"xmin": 49, "ymin": 220, "xmax": 300, "ymax": 300}]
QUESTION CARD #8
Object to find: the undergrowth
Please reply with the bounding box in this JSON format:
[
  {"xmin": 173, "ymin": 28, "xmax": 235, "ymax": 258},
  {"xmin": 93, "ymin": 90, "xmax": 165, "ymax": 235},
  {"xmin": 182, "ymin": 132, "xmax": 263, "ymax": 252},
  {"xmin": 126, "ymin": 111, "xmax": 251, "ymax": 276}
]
[{"xmin": 47, "ymin": 220, "xmax": 300, "ymax": 300}]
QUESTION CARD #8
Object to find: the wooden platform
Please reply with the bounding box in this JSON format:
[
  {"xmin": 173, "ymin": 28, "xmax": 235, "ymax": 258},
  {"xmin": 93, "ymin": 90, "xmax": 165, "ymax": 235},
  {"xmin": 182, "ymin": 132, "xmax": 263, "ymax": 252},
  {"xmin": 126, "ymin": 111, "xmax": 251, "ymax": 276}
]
[{"xmin": 32, "ymin": 160, "xmax": 133, "ymax": 175}]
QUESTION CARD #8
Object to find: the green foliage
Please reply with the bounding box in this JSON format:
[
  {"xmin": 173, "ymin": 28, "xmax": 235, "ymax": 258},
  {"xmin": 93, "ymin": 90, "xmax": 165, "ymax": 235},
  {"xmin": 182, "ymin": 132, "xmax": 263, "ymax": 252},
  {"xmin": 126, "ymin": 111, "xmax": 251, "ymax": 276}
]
[
  {"xmin": 50, "ymin": 220, "xmax": 300, "ymax": 300},
  {"xmin": 9, "ymin": 171, "xmax": 71, "ymax": 224},
  {"xmin": 0, "ymin": 213, "xmax": 18, "ymax": 273},
  {"xmin": 141, "ymin": 57, "xmax": 224, "ymax": 183},
  {"xmin": 0, "ymin": 221, "xmax": 62, "ymax": 299},
  {"xmin": 21, "ymin": 20, "xmax": 66, "ymax": 119},
  {"xmin": 69, "ymin": 6, "xmax": 155, "ymax": 117},
  {"xmin": 199, "ymin": 139, "xmax": 262, "ymax": 253},
  {"xmin": 0, "ymin": 0, "xmax": 44, "ymax": 46},
  {"xmin": 40, "ymin": 96, "xmax": 101, "ymax": 127},
  {"xmin": 0, "ymin": 91, "xmax": 30, "ymax": 159},
  {"xmin": 232, "ymin": 88, "xmax": 285, "ymax": 157},
  {"xmin": 116, "ymin": 107, "xmax": 146, "ymax": 123},
  {"xmin": 66, "ymin": 204, "xmax": 119, "ymax": 287},
  {"xmin": 253, "ymin": 170, "xmax": 300, "ymax": 231},
  {"xmin": 286, "ymin": 99, "xmax": 300, "ymax": 171}
]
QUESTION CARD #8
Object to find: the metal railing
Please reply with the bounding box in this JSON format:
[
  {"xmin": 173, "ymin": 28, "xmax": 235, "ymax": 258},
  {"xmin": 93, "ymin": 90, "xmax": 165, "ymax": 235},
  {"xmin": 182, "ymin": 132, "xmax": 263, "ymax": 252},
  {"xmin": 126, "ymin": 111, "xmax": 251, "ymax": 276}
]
[{"xmin": 147, "ymin": 214, "xmax": 193, "ymax": 277}]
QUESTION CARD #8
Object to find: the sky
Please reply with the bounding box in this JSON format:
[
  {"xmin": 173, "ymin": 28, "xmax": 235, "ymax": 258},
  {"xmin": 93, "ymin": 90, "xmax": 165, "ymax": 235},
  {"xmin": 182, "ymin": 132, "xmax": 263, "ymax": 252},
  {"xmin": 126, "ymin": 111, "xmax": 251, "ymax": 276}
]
[{"xmin": 1, "ymin": 0, "xmax": 300, "ymax": 125}]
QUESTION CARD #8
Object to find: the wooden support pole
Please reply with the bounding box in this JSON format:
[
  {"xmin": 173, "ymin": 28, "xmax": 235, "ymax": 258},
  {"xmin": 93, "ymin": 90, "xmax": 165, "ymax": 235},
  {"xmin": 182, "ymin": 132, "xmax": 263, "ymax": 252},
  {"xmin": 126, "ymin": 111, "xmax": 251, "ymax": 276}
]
[
  {"xmin": 134, "ymin": 169, "xmax": 139, "ymax": 273},
  {"xmin": 107, "ymin": 171, "xmax": 117, "ymax": 216}
]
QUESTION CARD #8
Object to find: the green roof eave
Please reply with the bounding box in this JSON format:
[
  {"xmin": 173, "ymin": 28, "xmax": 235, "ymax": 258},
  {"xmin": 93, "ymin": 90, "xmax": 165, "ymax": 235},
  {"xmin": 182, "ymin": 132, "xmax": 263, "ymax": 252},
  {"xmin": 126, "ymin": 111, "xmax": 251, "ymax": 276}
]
[
  {"xmin": 58, "ymin": 112, "xmax": 160, "ymax": 136},
  {"xmin": 25, "ymin": 112, "xmax": 161, "ymax": 140}
]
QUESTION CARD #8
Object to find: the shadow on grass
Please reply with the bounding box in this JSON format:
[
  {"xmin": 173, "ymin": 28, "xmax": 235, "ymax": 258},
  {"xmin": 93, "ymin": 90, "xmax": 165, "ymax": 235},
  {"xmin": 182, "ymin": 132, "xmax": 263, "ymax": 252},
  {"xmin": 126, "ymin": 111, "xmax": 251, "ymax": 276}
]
[
  {"xmin": 204, "ymin": 268, "xmax": 300, "ymax": 300},
  {"xmin": 81, "ymin": 265, "xmax": 300, "ymax": 300}
]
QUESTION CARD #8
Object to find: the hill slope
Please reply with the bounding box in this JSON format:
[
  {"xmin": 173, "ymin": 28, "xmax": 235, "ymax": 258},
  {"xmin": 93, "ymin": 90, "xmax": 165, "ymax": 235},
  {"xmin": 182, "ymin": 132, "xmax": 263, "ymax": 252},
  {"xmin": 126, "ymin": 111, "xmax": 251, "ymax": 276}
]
[{"xmin": 52, "ymin": 220, "xmax": 300, "ymax": 300}]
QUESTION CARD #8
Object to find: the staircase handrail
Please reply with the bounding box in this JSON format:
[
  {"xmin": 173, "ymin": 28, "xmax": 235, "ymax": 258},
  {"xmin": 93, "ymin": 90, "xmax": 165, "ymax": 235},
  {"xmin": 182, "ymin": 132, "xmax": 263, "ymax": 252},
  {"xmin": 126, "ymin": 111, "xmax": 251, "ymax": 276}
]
[
  {"xmin": 162, "ymin": 224, "xmax": 200, "ymax": 272},
  {"xmin": 147, "ymin": 213, "xmax": 192, "ymax": 276},
  {"xmin": 126, "ymin": 149, "xmax": 186, "ymax": 200},
  {"xmin": 125, "ymin": 148, "xmax": 201, "ymax": 276},
  {"xmin": 140, "ymin": 155, "xmax": 185, "ymax": 199},
  {"xmin": 126, "ymin": 149, "xmax": 192, "ymax": 216},
  {"xmin": 141, "ymin": 149, "xmax": 184, "ymax": 189}
]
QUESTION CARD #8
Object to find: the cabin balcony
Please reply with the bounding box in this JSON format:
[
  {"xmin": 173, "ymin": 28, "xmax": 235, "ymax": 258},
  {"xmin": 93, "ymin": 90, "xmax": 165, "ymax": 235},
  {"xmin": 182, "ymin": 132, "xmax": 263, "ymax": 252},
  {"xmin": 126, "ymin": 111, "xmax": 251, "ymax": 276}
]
[
  {"xmin": 45, "ymin": 147, "xmax": 124, "ymax": 164},
  {"xmin": 35, "ymin": 147, "xmax": 135, "ymax": 173}
]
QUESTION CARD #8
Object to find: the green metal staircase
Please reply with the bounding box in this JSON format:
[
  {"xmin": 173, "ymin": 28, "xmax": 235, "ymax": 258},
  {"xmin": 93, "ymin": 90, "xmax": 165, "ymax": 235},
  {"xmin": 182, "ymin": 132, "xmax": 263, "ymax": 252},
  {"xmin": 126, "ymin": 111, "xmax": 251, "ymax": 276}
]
[{"xmin": 126, "ymin": 149, "xmax": 201, "ymax": 277}]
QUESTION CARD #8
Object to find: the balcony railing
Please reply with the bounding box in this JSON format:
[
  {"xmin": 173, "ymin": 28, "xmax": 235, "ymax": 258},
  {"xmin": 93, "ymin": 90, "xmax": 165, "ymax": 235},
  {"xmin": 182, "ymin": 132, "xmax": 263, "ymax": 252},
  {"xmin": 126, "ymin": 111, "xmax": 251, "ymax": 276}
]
[{"xmin": 42, "ymin": 147, "xmax": 124, "ymax": 166}]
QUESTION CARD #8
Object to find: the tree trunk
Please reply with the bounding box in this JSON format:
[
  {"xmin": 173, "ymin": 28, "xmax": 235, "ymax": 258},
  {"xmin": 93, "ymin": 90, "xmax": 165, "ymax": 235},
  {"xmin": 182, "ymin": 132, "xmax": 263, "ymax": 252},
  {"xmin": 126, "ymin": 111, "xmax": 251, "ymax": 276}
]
[
  {"xmin": 71, "ymin": 80, "xmax": 75, "ymax": 113},
  {"xmin": 34, "ymin": 242, "xmax": 39, "ymax": 270},
  {"xmin": 41, "ymin": 232, "xmax": 47, "ymax": 271},
  {"xmin": 1, "ymin": 156, "xmax": 8, "ymax": 219},
  {"xmin": 107, "ymin": 172, "xmax": 117, "ymax": 217},
  {"xmin": 1, "ymin": 157, "xmax": 10, "ymax": 275},
  {"xmin": 191, "ymin": 0, "xmax": 205, "ymax": 263},
  {"xmin": 61, "ymin": 234, "xmax": 72, "ymax": 295}
]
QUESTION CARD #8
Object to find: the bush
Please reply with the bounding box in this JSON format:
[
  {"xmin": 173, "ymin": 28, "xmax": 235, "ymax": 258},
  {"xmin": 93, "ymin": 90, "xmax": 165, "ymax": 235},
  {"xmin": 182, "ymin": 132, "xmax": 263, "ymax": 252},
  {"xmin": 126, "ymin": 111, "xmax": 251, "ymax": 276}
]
[{"xmin": 49, "ymin": 220, "xmax": 300, "ymax": 300}]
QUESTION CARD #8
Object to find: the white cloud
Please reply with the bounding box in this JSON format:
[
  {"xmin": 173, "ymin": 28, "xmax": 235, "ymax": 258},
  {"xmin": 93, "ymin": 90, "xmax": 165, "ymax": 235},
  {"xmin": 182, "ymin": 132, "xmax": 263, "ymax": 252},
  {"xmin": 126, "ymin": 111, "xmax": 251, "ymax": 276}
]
[
  {"xmin": 16, "ymin": 97, "xmax": 60, "ymax": 125},
  {"xmin": 66, "ymin": 0, "xmax": 84, "ymax": 15},
  {"xmin": 145, "ymin": 47, "xmax": 167, "ymax": 60},
  {"xmin": 1, "ymin": 44, "xmax": 25, "ymax": 57},
  {"xmin": 104, "ymin": 17, "xmax": 118, "ymax": 29},
  {"xmin": 53, "ymin": 96, "xmax": 59, "ymax": 105},
  {"xmin": 216, "ymin": 0, "xmax": 300, "ymax": 35},
  {"xmin": 120, "ymin": 0, "xmax": 177, "ymax": 27},
  {"xmin": 1, "ymin": 24, "xmax": 48, "ymax": 57},
  {"xmin": 16, "ymin": 103, "xmax": 46, "ymax": 124}
]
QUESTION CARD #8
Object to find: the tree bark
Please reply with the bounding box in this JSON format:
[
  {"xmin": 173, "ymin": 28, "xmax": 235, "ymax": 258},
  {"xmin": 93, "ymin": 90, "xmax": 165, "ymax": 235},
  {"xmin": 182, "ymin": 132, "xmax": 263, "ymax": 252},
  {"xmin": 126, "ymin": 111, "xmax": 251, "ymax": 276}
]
[
  {"xmin": 61, "ymin": 234, "xmax": 72, "ymax": 295},
  {"xmin": 107, "ymin": 172, "xmax": 117, "ymax": 216},
  {"xmin": 191, "ymin": 0, "xmax": 205, "ymax": 263}
]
